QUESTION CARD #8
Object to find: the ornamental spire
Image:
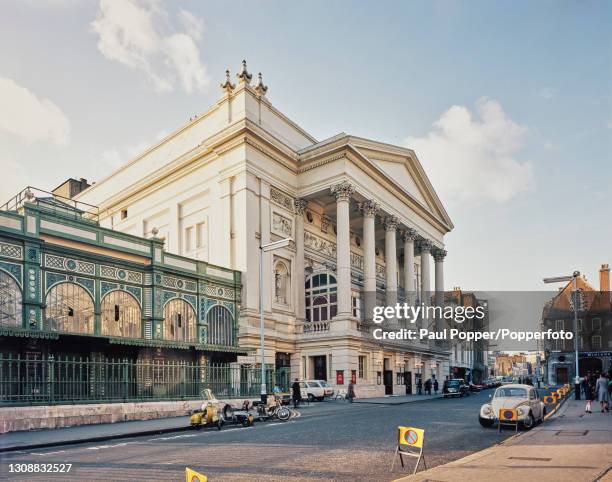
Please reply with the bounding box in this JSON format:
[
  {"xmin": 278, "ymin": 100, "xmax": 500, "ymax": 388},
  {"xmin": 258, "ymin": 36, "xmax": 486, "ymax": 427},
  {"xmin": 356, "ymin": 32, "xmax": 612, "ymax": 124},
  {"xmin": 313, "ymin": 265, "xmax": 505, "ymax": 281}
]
[
  {"xmin": 220, "ymin": 69, "xmax": 235, "ymax": 93},
  {"xmin": 254, "ymin": 72, "xmax": 268, "ymax": 97},
  {"xmin": 236, "ymin": 59, "xmax": 252, "ymax": 85}
]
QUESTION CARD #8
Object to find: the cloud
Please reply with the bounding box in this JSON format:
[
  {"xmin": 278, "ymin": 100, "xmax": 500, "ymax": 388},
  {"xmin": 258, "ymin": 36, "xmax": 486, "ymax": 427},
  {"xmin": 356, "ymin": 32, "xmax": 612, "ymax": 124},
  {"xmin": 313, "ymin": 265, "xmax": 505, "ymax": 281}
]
[
  {"xmin": 0, "ymin": 77, "xmax": 70, "ymax": 146},
  {"xmin": 539, "ymin": 87, "xmax": 557, "ymax": 100},
  {"xmin": 0, "ymin": 158, "xmax": 32, "ymax": 205},
  {"xmin": 91, "ymin": 0, "xmax": 209, "ymax": 93},
  {"xmin": 406, "ymin": 98, "xmax": 534, "ymax": 205}
]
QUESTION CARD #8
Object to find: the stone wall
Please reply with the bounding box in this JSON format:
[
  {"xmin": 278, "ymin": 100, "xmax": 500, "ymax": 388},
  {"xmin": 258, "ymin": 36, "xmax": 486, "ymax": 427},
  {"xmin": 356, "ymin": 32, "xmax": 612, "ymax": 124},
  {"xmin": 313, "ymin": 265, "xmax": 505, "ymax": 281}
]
[{"xmin": 0, "ymin": 398, "xmax": 258, "ymax": 433}]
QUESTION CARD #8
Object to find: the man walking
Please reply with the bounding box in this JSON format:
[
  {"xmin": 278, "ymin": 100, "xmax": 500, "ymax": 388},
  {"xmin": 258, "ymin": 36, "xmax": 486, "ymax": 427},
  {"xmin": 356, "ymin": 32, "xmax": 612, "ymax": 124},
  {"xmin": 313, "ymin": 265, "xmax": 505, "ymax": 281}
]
[
  {"xmin": 291, "ymin": 378, "xmax": 301, "ymax": 409},
  {"xmin": 595, "ymin": 372, "xmax": 609, "ymax": 413}
]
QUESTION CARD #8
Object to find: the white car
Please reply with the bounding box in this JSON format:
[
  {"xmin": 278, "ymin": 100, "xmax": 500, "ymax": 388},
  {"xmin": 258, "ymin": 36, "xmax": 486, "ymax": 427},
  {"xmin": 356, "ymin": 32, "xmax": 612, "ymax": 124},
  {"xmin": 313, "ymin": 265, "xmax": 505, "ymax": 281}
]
[
  {"xmin": 300, "ymin": 380, "xmax": 334, "ymax": 402},
  {"xmin": 479, "ymin": 384, "xmax": 546, "ymax": 429}
]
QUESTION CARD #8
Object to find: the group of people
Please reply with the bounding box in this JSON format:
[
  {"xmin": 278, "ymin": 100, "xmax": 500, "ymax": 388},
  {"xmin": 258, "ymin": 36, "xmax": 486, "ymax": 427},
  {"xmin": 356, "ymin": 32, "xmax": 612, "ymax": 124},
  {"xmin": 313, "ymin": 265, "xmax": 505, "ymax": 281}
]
[
  {"xmin": 582, "ymin": 371, "xmax": 611, "ymax": 414},
  {"xmin": 416, "ymin": 377, "xmax": 439, "ymax": 395}
]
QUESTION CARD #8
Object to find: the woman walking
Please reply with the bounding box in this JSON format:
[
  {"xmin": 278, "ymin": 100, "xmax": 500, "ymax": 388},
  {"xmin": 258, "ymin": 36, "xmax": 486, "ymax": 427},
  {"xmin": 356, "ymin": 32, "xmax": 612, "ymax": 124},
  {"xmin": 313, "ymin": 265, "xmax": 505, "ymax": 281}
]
[{"xmin": 595, "ymin": 372, "xmax": 610, "ymax": 413}]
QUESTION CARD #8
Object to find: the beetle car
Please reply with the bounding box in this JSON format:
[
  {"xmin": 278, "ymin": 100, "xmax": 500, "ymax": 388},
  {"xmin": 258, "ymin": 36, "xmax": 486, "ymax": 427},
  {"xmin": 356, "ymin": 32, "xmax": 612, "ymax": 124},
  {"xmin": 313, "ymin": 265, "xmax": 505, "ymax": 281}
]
[{"xmin": 479, "ymin": 384, "xmax": 546, "ymax": 429}]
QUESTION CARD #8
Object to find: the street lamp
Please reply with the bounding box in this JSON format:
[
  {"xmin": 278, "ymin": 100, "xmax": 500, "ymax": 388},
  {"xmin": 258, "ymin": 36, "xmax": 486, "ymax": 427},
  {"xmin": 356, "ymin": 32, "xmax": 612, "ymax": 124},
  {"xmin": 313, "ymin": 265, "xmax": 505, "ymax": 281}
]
[
  {"xmin": 259, "ymin": 237, "xmax": 293, "ymax": 403},
  {"xmin": 543, "ymin": 271, "xmax": 581, "ymax": 400}
]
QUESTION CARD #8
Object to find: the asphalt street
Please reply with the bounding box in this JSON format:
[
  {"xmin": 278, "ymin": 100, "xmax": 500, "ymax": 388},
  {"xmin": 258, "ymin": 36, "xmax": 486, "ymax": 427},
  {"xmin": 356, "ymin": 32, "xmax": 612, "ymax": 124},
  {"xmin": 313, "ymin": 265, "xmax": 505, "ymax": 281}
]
[{"xmin": 0, "ymin": 389, "xmax": 555, "ymax": 482}]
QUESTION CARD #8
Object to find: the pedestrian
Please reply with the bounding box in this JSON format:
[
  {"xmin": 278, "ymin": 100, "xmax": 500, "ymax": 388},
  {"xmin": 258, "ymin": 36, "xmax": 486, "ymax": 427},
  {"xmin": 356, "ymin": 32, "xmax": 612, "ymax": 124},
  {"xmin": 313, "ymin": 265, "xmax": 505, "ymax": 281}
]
[
  {"xmin": 347, "ymin": 380, "xmax": 355, "ymax": 403},
  {"xmin": 417, "ymin": 378, "xmax": 422, "ymax": 395},
  {"xmin": 584, "ymin": 377, "xmax": 594, "ymax": 413},
  {"xmin": 291, "ymin": 378, "xmax": 301, "ymax": 409},
  {"xmin": 582, "ymin": 373, "xmax": 591, "ymax": 399},
  {"xmin": 595, "ymin": 372, "xmax": 610, "ymax": 413},
  {"xmin": 433, "ymin": 378, "xmax": 439, "ymax": 395},
  {"xmin": 424, "ymin": 378, "xmax": 432, "ymax": 396}
]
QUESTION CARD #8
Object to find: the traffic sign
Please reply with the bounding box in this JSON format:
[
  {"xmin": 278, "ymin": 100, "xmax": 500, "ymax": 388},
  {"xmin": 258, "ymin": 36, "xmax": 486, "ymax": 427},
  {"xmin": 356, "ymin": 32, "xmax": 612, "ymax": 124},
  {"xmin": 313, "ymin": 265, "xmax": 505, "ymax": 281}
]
[
  {"xmin": 392, "ymin": 426, "xmax": 427, "ymax": 474},
  {"xmin": 499, "ymin": 408, "xmax": 518, "ymax": 422},
  {"xmin": 185, "ymin": 467, "xmax": 207, "ymax": 482},
  {"xmin": 399, "ymin": 426, "xmax": 424, "ymax": 448}
]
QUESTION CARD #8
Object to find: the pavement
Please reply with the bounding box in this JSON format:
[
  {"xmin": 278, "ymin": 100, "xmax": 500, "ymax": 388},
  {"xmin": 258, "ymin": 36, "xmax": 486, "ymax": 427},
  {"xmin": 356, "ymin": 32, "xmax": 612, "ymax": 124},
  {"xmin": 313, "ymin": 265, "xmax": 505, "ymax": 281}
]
[{"xmin": 394, "ymin": 397, "xmax": 612, "ymax": 482}]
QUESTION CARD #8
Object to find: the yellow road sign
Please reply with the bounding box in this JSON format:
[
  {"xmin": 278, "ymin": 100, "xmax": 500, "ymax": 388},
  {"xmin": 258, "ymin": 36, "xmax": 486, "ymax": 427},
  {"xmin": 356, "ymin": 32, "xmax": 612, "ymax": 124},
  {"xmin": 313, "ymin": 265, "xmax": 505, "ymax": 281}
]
[
  {"xmin": 185, "ymin": 467, "xmax": 207, "ymax": 482},
  {"xmin": 543, "ymin": 395, "xmax": 555, "ymax": 404},
  {"xmin": 499, "ymin": 408, "xmax": 518, "ymax": 422},
  {"xmin": 398, "ymin": 426, "xmax": 425, "ymax": 448}
]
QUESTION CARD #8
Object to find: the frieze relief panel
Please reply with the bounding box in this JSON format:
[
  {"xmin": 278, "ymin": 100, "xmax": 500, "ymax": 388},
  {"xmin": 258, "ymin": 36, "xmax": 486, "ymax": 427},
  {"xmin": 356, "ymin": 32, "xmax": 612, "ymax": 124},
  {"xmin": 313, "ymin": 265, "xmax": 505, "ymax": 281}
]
[
  {"xmin": 272, "ymin": 212, "xmax": 292, "ymax": 238},
  {"xmin": 304, "ymin": 231, "xmax": 336, "ymax": 258},
  {"xmin": 270, "ymin": 187, "xmax": 294, "ymax": 212},
  {"xmin": 162, "ymin": 275, "xmax": 197, "ymax": 292},
  {"xmin": 204, "ymin": 284, "xmax": 236, "ymax": 300},
  {"xmin": 100, "ymin": 265, "xmax": 142, "ymax": 284}
]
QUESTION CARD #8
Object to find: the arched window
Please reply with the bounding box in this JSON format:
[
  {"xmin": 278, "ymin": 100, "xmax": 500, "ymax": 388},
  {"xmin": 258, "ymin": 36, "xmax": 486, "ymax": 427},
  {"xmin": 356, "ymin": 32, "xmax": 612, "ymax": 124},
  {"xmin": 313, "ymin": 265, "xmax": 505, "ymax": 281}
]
[
  {"xmin": 0, "ymin": 270, "xmax": 22, "ymax": 328},
  {"xmin": 44, "ymin": 282, "xmax": 94, "ymax": 334},
  {"xmin": 207, "ymin": 305, "xmax": 234, "ymax": 346},
  {"xmin": 163, "ymin": 299, "xmax": 196, "ymax": 342},
  {"xmin": 274, "ymin": 261, "xmax": 290, "ymax": 304},
  {"xmin": 101, "ymin": 291, "xmax": 141, "ymax": 338},
  {"xmin": 305, "ymin": 273, "xmax": 337, "ymax": 322}
]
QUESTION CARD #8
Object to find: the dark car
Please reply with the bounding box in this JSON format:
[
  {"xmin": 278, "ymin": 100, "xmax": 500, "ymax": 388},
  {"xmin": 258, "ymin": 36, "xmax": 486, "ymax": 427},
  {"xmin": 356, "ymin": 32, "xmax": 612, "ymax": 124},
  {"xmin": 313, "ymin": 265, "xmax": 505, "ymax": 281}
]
[{"xmin": 443, "ymin": 379, "xmax": 470, "ymax": 398}]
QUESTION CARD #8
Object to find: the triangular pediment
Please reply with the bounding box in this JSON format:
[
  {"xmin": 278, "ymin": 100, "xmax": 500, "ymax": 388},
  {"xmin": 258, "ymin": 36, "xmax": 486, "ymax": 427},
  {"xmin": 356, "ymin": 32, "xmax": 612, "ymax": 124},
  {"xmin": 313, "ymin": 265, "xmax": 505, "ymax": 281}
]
[{"xmin": 369, "ymin": 158, "xmax": 429, "ymax": 208}]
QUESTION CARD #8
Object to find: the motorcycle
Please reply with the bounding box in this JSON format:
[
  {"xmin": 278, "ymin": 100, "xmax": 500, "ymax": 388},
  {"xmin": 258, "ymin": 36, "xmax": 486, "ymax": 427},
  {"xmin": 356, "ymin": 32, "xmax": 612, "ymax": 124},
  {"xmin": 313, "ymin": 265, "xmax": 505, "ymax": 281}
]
[{"xmin": 251, "ymin": 395, "xmax": 292, "ymax": 422}]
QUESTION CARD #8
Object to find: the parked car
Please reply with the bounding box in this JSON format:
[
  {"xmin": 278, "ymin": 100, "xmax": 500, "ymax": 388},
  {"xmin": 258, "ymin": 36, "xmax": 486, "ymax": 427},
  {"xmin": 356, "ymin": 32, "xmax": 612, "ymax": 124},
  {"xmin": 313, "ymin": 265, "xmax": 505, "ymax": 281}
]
[
  {"xmin": 443, "ymin": 379, "xmax": 469, "ymax": 398},
  {"xmin": 469, "ymin": 383, "xmax": 483, "ymax": 393},
  {"xmin": 300, "ymin": 380, "xmax": 334, "ymax": 401},
  {"xmin": 479, "ymin": 384, "xmax": 546, "ymax": 429}
]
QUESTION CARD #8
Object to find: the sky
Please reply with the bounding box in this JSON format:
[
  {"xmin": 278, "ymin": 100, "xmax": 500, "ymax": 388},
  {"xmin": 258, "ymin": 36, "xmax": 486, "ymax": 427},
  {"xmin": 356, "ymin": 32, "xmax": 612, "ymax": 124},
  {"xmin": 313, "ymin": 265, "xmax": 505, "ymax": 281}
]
[{"xmin": 1, "ymin": 0, "xmax": 610, "ymax": 291}]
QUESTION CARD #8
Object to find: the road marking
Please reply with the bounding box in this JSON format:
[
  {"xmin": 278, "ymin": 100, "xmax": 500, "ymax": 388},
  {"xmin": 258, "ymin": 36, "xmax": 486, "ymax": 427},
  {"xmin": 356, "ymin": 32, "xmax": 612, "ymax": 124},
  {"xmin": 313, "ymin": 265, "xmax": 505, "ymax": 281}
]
[
  {"xmin": 148, "ymin": 434, "xmax": 198, "ymax": 441},
  {"xmin": 30, "ymin": 450, "xmax": 66, "ymax": 456}
]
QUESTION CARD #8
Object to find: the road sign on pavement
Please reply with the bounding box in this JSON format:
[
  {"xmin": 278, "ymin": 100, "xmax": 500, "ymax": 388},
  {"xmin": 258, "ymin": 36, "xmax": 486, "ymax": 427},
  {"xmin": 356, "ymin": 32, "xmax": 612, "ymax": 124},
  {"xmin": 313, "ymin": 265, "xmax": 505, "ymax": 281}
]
[
  {"xmin": 185, "ymin": 467, "xmax": 207, "ymax": 482},
  {"xmin": 392, "ymin": 426, "xmax": 427, "ymax": 475}
]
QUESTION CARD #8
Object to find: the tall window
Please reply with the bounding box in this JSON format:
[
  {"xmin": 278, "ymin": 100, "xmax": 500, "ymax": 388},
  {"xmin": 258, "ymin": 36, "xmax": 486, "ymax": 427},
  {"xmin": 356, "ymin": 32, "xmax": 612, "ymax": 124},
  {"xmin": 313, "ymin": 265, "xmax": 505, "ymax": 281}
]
[
  {"xmin": 352, "ymin": 293, "xmax": 362, "ymax": 320},
  {"xmin": 358, "ymin": 355, "xmax": 366, "ymax": 379},
  {"xmin": 163, "ymin": 299, "xmax": 196, "ymax": 342},
  {"xmin": 207, "ymin": 305, "xmax": 234, "ymax": 346},
  {"xmin": 0, "ymin": 270, "xmax": 22, "ymax": 328},
  {"xmin": 274, "ymin": 261, "xmax": 290, "ymax": 304},
  {"xmin": 101, "ymin": 291, "xmax": 141, "ymax": 338},
  {"xmin": 305, "ymin": 273, "xmax": 337, "ymax": 322},
  {"xmin": 44, "ymin": 283, "xmax": 94, "ymax": 334}
]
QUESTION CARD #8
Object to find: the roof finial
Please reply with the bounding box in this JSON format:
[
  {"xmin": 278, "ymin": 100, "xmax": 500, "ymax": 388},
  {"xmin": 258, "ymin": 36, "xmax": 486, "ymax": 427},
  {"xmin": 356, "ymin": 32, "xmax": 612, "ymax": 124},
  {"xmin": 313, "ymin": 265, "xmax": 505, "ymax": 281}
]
[
  {"xmin": 236, "ymin": 59, "xmax": 252, "ymax": 84},
  {"xmin": 254, "ymin": 72, "xmax": 268, "ymax": 97},
  {"xmin": 220, "ymin": 68, "xmax": 235, "ymax": 93}
]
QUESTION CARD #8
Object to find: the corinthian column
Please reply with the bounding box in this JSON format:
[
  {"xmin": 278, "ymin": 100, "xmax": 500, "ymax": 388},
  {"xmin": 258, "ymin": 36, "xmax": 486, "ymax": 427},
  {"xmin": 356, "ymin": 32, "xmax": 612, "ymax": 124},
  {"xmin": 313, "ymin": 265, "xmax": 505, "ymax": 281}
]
[
  {"xmin": 359, "ymin": 200, "xmax": 378, "ymax": 321},
  {"xmin": 433, "ymin": 248, "xmax": 447, "ymax": 308},
  {"xmin": 384, "ymin": 216, "xmax": 399, "ymax": 313},
  {"xmin": 402, "ymin": 228, "xmax": 418, "ymax": 305},
  {"xmin": 294, "ymin": 198, "xmax": 308, "ymax": 321},
  {"xmin": 419, "ymin": 239, "xmax": 432, "ymax": 306},
  {"xmin": 331, "ymin": 181, "xmax": 355, "ymax": 317}
]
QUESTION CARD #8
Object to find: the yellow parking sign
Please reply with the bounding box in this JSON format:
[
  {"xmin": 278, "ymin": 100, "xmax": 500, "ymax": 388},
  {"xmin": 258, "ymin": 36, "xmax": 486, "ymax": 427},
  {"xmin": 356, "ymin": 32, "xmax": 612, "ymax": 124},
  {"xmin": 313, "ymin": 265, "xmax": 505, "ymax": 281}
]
[
  {"xmin": 499, "ymin": 408, "xmax": 518, "ymax": 422},
  {"xmin": 185, "ymin": 467, "xmax": 207, "ymax": 482},
  {"xmin": 398, "ymin": 426, "xmax": 425, "ymax": 448}
]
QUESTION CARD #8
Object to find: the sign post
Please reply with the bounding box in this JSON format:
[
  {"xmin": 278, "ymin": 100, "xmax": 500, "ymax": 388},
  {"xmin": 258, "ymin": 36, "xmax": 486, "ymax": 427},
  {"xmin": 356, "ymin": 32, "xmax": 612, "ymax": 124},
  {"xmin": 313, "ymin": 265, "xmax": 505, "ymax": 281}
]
[{"xmin": 391, "ymin": 426, "xmax": 427, "ymax": 474}]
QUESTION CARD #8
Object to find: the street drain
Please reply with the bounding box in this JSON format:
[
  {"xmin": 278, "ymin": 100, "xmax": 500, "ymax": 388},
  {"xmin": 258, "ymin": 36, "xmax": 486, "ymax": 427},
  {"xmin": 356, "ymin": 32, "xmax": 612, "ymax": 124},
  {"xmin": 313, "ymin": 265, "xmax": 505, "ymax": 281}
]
[
  {"xmin": 555, "ymin": 430, "xmax": 588, "ymax": 436},
  {"xmin": 508, "ymin": 457, "xmax": 552, "ymax": 462}
]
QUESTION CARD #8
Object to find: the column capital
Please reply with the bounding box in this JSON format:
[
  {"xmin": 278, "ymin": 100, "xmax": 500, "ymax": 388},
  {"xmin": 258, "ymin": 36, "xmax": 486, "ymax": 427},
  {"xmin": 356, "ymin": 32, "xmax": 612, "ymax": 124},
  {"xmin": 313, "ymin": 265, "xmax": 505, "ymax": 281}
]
[
  {"xmin": 383, "ymin": 215, "xmax": 399, "ymax": 232},
  {"xmin": 401, "ymin": 227, "xmax": 418, "ymax": 242},
  {"xmin": 358, "ymin": 200, "xmax": 379, "ymax": 218},
  {"xmin": 294, "ymin": 198, "xmax": 308, "ymax": 215},
  {"xmin": 418, "ymin": 238, "xmax": 433, "ymax": 253},
  {"xmin": 432, "ymin": 248, "xmax": 447, "ymax": 263},
  {"xmin": 330, "ymin": 181, "xmax": 355, "ymax": 202}
]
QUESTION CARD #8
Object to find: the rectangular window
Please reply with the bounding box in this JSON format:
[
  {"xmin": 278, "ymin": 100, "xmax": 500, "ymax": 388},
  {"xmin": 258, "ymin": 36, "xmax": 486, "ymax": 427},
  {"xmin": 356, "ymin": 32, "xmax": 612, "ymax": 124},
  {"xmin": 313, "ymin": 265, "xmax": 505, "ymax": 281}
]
[
  {"xmin": 593, "ymin": 335, "xmax": 602, "ymax": 349},
  {"xmin": 121, "ymin": 208, "xmax": 128, "ymax": 220},
  {"xmin": 196, "ymin": 222, "xmax": 205, "ymax": 248},
  {"xmin": 592, "ymin": 318, "xmax": 601, "ymax": 331},
  {"xmin": 114, "ymin": 305, "xmax": 120, "ymax": 322},
  {"xmin": 68, "ymin": 307, "xmax": 74, "ymax": 317},
  {"xmin": 185, "ymin": 226, "xmax": 194, "ymax": 252},
  {"xmin": 177, "ymin": 313, "xmax": 182, "ymax": 328},
  {"xmin": 358, "ymin": 355, "xmax": 366, "ymax": 379},
  {"xmin": 577, "ymin": 319, "xmax": 583, "ymax": 332}
]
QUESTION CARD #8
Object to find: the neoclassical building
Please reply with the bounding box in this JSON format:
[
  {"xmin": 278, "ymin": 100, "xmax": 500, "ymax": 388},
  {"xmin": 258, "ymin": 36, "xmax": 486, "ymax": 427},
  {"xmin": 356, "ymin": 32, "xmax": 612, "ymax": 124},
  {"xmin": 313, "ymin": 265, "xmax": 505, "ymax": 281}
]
[{"xmin": 77, "ymin": 61, "xmax": 454, "ymax": 396}]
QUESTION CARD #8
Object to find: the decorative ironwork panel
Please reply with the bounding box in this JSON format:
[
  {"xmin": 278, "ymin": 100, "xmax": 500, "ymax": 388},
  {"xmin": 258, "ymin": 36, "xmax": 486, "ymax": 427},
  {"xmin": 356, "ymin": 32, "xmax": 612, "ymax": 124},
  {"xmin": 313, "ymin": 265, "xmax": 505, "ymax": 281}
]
[
  {"xmin": 163, "ymin": 299, "xmax": 196, "ymax": 342},
  {"xmin": 0, "ymin": 270, "xmax": 22, "ymax": 328},
  {"xmin": 43, "ymin": 282, "xmax": 94, "ymax": 334},
  {"xmin": 101, "ymin": 290, "xmax": 142, "ymax": 338},
  {"xmin": 0, "ymin": 242, "xmax": 23, "ymax": 260},
  {"xmin": 207, "ymin": 305, "xmax": 234, "ymax": 346},
  {"xmin": 0, "ymin": 262, "xmax": 22, "ymax": 287}
]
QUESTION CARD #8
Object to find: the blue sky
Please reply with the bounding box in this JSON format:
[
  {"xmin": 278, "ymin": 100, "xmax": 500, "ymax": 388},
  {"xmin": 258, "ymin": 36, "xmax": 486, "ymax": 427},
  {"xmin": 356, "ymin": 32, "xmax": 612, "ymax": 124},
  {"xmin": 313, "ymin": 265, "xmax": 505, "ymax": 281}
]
[{"xmin": 1, "ymin": 0, "xmax": 610, "ymax": 290}]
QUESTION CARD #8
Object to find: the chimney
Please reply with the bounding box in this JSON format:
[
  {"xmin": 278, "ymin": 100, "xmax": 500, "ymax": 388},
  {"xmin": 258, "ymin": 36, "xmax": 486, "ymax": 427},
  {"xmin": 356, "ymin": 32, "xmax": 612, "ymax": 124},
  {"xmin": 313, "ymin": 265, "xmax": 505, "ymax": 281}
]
[{"xmin": 600, "ymin": 264, "xmax": 610, "ymax": 292}]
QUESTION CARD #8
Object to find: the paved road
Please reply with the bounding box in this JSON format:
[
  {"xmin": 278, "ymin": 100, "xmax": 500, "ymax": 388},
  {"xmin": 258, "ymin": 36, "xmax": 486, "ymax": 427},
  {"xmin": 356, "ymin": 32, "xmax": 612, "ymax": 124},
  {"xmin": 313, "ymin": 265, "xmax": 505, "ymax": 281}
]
[{"xmin": 0, "ymin": 389, "xmax": 553, "ymax": 482}]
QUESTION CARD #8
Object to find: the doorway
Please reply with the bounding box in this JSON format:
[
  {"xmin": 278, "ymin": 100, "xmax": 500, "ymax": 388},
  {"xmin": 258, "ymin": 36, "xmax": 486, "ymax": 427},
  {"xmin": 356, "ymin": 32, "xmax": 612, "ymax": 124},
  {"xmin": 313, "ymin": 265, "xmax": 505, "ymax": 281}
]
[
  {"xmin": 404, "ymin": 371, "xmax": 412, "ymax": 395},
  {"xmin": 312, "ymin": 355, "xmax": 327, "ymax": 380},
  {"xmin": 580, "ymin": 357, "xmax": 603, "ymax": 376},
  {"xmin": 556, "ymin": 366, "xmax": 568, "ymax": 385}
]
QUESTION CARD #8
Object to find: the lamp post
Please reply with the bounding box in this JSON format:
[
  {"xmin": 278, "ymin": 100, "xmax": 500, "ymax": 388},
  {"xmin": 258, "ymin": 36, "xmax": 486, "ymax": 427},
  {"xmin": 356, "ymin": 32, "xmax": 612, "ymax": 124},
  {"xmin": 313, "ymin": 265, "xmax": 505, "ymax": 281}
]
[
  {"xmin": 543, "ymin": 271, "xmax": 581, "ymax": 400},
  {"xmin": 259, "ymin": 238, "xmax": 293, "ymax": 403}
]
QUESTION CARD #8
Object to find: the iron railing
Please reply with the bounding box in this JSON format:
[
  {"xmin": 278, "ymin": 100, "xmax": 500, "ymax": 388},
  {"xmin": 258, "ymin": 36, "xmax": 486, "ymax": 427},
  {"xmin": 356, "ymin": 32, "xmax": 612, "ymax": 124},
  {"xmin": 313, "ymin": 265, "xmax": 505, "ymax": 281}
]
[{"xmin": 0, "ymin": 354, "xmax": 276, "ymax": 406}]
